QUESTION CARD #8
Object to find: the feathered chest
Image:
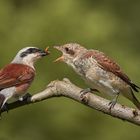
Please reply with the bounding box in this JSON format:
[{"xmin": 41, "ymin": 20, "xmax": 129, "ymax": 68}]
[{"xmin": 72, "ymin": 57, "xmax": 97, "ymax": 76}]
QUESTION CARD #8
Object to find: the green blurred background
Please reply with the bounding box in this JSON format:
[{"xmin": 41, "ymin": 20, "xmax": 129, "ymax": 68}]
[{"xmin": 0, "ymin": 0, "xmax": 140, "ymax": 140}]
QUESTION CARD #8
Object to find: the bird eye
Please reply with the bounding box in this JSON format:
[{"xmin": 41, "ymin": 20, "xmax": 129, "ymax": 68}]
[
  {"xmin": 65, "ymin": 47, "xmax": 75, "ymax": 55},
  {"xmin": 65, "ymin": 47, "xmax": 69, "ymax": 52}
]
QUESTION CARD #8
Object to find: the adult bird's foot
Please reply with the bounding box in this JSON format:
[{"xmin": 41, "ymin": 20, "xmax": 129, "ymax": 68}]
[
  {"xmin": 19, "ymin": 93, "xmax": 32, "ymax": 103},
  {"xmin": 0, "ymin": 103, "xmax": 9, "ymax": 114},
  {"xmin": 0, "ymin": 103, "xmax": 9, "ymax": 119},
  {"xmin": 23, "ymin": 93, "xmax": 32, "ymax": 100}
]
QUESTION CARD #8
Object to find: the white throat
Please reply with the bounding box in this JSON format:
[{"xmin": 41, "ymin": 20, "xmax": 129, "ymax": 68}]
[{"xmin": 11, "ymin": 54, "xmax": 36, "ymax": 69}]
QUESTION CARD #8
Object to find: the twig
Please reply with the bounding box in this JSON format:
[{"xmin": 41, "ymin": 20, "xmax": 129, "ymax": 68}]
[{"xmin": 1, "ymin": 78, "xmax": 140, "ymax": 126}]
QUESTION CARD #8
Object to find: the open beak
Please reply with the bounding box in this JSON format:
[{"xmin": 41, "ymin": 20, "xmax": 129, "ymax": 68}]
[
  {"xmin": 54, "ymin": 46, "xmax": 61, "ymax": 51},
  {"xmin": 53, "ymin": 46, "xmax": 64, "ymax": 62},
  {"xmin": 54, "ymin": 56, "xmax": 64, "ymax": 62}
]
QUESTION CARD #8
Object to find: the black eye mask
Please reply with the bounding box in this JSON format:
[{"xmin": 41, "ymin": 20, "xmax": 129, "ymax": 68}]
[{"xmin": 20, "ymin": 48, "xmax": 41, "ymax": 57}]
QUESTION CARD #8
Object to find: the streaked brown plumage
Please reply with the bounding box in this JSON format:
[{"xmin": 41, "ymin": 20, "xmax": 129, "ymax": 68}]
[{"xmin": 82, "ymin": 50, "xmax": 139, "ymax": 92}]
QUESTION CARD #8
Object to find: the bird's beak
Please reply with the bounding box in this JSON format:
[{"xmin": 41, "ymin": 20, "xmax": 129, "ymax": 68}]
[
  {"xmin": 53, "ymin": 46, "xmax": 63, "ymax": 51},
  {"xmin": 39, "ymin": 47, "xmax": 50, "ymax": 57},
  {"xmin": 45, "ymin": 47, "xmax": 50, "ymax": 55},
  {"xmin": 53, "ymin": 46, "xmax": 64, "ymax": 62},
  {"xmin": 54, "ymin": 56, "xmax": 64, "ymax": 62}
]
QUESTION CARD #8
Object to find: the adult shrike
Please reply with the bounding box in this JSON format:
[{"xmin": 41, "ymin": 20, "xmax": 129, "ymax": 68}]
[{"xmin": 0, "ymin": 47, "xmax": 49, "ymax": 110}]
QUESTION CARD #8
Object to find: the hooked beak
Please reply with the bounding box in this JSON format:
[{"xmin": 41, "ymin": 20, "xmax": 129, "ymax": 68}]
[
  {"xmin": 39, "ymin": 47, "xmax": 50, "ymax": 57},
  {"xmin": 53, "ymin": 46, "xmax": 64, "ymax": 62}
]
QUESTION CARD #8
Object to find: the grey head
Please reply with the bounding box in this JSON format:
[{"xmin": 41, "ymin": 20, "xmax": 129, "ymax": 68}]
[{"xmin": 12, "ymin": 47, "xmax": 49, "ymax": 68}]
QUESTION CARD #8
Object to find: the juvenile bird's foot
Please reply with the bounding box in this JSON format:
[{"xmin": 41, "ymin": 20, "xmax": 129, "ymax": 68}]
[
  {"xmin": 108, "ymin": 100, "xmax": 117, "ymax": 110},
  {"xmin": 80, "ymin": 88, "xmax": 97, "ymax": 103},
  {"xmin": 80, "ymin": 88, "xmax": 99, "ymax": 98},
  {"xmin": 108, "ymin": 93, "xmax": 119, "ymax": 111},
  {"xmin": 80, "ymin": 93, "xmax": 88, "ymax": 103},
  {"xmin": 80, "ymin": 88, "xmax": 90, "ymax": 101}
]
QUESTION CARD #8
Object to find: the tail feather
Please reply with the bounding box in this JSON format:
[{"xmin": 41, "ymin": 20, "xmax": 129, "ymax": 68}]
[
  {"xmin": 0, "ymin": 94, "xmax": 5, "ymax": 109},
  {"xmin": 124, "ymin": 88, "xmax": 140, "ymax": 110},
  {"xmin": 130, "ymin": 83, "xmax": 140, "ymax": 92}
]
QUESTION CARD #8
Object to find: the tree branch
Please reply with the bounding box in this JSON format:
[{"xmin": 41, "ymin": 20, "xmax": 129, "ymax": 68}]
[{"xmin": 1, "ymin": 78, "xmax": 140, "ymax": 126}]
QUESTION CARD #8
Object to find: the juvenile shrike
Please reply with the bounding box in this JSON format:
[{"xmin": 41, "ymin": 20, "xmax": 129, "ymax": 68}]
[
  {"xmin": 54, "ymin": 43, "xmax": 140, "ymax": 109},
  {"xmin": 0, "ymin": 47, "xmax": 49, "ymax": 110}
]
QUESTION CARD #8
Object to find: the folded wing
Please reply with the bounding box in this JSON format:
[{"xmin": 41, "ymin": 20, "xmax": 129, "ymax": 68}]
[
  {"xmin": 0, "ymin": 63, "xmax": 35, "ymax": 89},
  {"xmin": 83, "ymin": 50, "xmax": 140, "ymax": 92}
]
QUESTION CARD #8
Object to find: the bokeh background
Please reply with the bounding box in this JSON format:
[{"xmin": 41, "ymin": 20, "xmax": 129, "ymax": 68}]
[{"xmin": 0, "ymin": 0, "xmax": 140, "ymax": 140}]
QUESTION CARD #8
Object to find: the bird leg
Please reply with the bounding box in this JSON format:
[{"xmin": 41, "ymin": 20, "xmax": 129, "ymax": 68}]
[
  {"xmin": 0, "ymin": 103, "xmax": 9, "ymax": 118},
  {"xmin": 22, "ymin": 93, "xmax": 32, "ymax": 101},
  {"xmin": 19, "ymin": 93, "xmax": 31, "ymax": 102},
  {"xmin": 80, "ymin": 88, "xmax": 99, "ymax": 103},
  {"xmin": 108, "ymin": 93, "xmax": 119, "ymax": 110},
  {"xmin": 2, "ymin": 103, "xmax": 9, "ymax": 113}
]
